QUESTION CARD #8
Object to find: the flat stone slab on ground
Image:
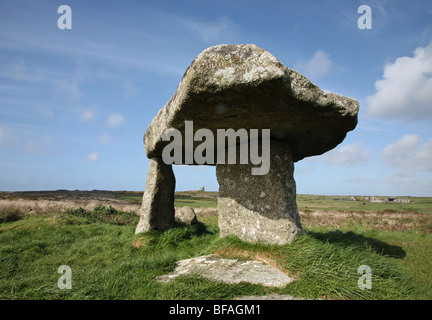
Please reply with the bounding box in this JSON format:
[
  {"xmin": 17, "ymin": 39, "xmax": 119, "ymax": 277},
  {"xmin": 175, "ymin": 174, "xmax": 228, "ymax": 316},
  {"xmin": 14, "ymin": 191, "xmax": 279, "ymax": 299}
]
[{"xmin": 156, "ymin": 254, "xmax": 295, "ymax": 288}]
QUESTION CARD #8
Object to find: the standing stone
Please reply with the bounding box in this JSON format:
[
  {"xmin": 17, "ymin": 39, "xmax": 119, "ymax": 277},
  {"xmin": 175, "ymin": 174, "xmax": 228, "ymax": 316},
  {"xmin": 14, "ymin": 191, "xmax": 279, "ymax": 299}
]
[
  {"xmin": 135, "ymin": 157, "xmax": 175, "ymax": 233},
  {"xmin": 217, "ymin": 141, "xmax": 302, "ymax": 245}
]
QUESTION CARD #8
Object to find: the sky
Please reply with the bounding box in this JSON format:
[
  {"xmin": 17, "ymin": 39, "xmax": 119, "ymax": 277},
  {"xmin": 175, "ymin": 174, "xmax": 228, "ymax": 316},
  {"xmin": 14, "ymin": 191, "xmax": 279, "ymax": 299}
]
[{"xmin": 1, "ymin": 0, "xmax": 432, "ymax": 196}]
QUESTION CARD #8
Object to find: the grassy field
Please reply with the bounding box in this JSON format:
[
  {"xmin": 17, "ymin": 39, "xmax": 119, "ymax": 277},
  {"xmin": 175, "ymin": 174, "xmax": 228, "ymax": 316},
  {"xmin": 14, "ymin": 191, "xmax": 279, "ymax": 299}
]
[
  {"xmin": 0, "ymin": 191, "xmax": 431, "ymax": 300},
  {"xmin": 115, "ymin": 191, "xmax": 432, "ymax": 214},
  {"xmin": 115, "ymin": 190, "xmax": 219, "ymax": 208},
  {"xmin": 297, "ymin": 194, "xmax": 432, "ymax": 214}
]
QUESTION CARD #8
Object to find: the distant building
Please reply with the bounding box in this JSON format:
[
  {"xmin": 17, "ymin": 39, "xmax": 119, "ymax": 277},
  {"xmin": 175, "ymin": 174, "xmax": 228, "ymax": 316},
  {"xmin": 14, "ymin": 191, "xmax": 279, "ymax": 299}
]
[
  {"xmin": 370, "ymin": 196, "xmax": 411, "ymax": 204},
  {"xmin": 370, "ymin": 196, "xmax": 386, "ymax": 203},
  {"xmin": 387, "ymin": 197, "xmax": 411, "ymax": 203},
  {"xmin": 395, "ymin": 198, "xmax": 411, "ymax": 204}
]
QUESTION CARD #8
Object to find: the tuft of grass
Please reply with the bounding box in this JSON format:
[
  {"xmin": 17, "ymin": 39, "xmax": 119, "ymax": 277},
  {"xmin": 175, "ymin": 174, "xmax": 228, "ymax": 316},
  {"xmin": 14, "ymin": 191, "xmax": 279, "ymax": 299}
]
[
  {"xmin": 0, "ymin": 203, "xmax": 25, "ymax": 223},
  {"xmin": 64, "ymin": 205, "xmax": 138, "ymax": 226},
  {"xmin": 0, "ymin": 212, "xmax": 233, "ymax": 300},
  {"xmin": 211, "ymin": 232, "xmax": 419, "ymax": 300}
]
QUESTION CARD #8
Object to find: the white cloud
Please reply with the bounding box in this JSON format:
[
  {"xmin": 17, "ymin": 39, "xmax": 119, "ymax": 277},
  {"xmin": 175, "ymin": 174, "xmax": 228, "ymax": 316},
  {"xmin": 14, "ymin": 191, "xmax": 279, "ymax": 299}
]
[
  {"xmin": 23, "ymin": 135, "xmax": 52, "ymax": 154},
  {"xmin": 74, "ymin": 63, "xmax": 93, "ymax": 82},
  {"xmin": 86, "ymin": 152, "xmax": 99, "ymax": 162},
  {"xmin": 80, "ymin": 109, "xmax": 95, "ymax": 122},
  {"xmin": 315, "ymin": 141, "xmax": 370, "ymax": 167},
  {"xmin": 2, "ymin": 59, "xmax": 90, "ymax": 103},
  {"xmin": 183, "ymin": 16, "xmax": 238, "ymax": 43},
  {"xmin": 342, "ymin": 176, "xmax": 375, "ymax": 184},
  {"xmin": 382, "ymin": 134, "xmax": 432, "ymax": 171},
  {"xmin": 0, "ymin": 125, "xmax": 17, "ymax": 147},
  {"xmin": 35, "ymin": 105, "xmax": 54, "ymax": 117},
  {"xmin": 52, "ymin": 79, "xmax": 82, "ymax": 101},
  {"xmin": 0, "ymin": 124, "xmax": 53, "ymax": 154},
  {"xmin": 381, "ymin": 170, "xmax": 432, "ymax": 196},
  {"xmin": 4, "ymin": 58, "xmax": 45, "ymax": 82},
  {"xmin": 106, "ymin": 113, "xmax": 125, "ymax": 128},
  {"xmin": 366, "ymin": 41, "xmax": 432, "ymax": 121},
  {"xmin": 122, "ymin": 79, "xmax": 138, "ymax": 99},
  {"xmin": 295, "ymin": 50, "xmax": 333, "ymax": 81},
  {"xmin": 98, "ymin": 132, "xmax": 111, "ymax": 144}
]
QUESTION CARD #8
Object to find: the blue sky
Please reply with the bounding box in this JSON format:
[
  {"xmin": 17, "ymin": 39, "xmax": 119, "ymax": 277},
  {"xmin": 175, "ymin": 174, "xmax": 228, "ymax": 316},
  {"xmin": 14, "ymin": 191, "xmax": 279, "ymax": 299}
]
[{"xmin": 1, "ymin": 0, "xmax": 431, "ymax": 196}]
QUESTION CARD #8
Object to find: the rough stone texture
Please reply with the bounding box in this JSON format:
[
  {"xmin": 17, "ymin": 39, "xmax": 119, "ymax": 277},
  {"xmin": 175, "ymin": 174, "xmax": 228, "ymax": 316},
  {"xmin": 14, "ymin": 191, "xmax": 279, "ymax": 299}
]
[
  {"xmin": 136, "ymin": 44, "xmax": 359, "ymax": 245},
  {"xmin": 135, "ymin": 157, "xmax": 175, "ymax": 233},
  {"xmin": 175, "ymin": 206, "xmax": 197, "ymax": 225},
  {"xmin": 217, "ymin": 140, "xmax": 302, "ymax": 245},
  {"xmin": 143, "ymin": 44, "xmax": 358, "ymax": 163},
  {"xmin": 156, "ymin": 255, "xmax": 295, "ymax": 288}
]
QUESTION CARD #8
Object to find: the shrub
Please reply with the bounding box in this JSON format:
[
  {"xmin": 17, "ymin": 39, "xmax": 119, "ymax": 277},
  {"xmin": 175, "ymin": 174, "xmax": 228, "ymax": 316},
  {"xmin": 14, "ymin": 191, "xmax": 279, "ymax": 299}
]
[
  {"xmin": 0, "ymin": 204, "xmax": 25, "ymax": 223},
  {"xmin": 64, "ymin": 205, "xmax": 138, "ymax": 226}
]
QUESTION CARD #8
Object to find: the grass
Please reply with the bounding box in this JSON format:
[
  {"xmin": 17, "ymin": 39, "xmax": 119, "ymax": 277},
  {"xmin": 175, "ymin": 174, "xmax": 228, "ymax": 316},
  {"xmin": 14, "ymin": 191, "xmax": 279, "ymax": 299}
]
[
  {"xmin": 64, "ymin": 204, "xmax": 139, "ymax": 226},
  {"xmin": 114, "ymin": 191, "xmax": 143, "ymax": 204},
  {"xmin": 0, "ymin": 203, "xmax": 24, "ymax": 223},
  {"xmin": 112, "ymin": 190, "xmax": 219, "ymax": 208},
  {"xmin": 1, "ymin": 201, "xmax": 430, "ymax": 300},
  {"xmin": 212, "ymin": 232, "xmax": 430, "ymax": 300},
  {"xmin": 297, "ymin": 194, "xmax": 432, "ymax": 214},
  {"xmin": 358, "ymin": 228, "xmax": 432, "ymax": 297},
  {"xmin": 0, "ymin": 210, "xmax": 268, "ymax": 300},
  {"xmin": 174, "ymin": 196, "xmax": 217, "ymax": 208}
]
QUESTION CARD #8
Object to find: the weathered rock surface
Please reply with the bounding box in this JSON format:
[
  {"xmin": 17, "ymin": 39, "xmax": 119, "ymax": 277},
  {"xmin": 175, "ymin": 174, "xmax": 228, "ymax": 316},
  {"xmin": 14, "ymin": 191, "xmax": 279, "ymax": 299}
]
[
  {"xmin": 217, "ymin": 140, "xmax": 302, "ymax": 244},
  {"xmin": 135, "ymin": 157, "xmax": 175, "ymax": 233},
  {"xmin": 135, "ymin": 44, "xmax": 359, "ymax": 244},
  {"xmin": 156, "ymin": 255, "xmax": 295, "ymax": 288},
  {"xmin": 143, "ymin": 44, "xmax": 358, "ymax": 163},
  {"xmin": 175, "ymin": 206, "xmax": 197, "ymax": 225}
]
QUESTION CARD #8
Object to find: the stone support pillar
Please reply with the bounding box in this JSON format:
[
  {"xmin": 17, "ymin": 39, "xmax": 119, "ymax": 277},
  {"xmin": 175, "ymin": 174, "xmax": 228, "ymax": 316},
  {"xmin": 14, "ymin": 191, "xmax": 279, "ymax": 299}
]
[
  {"xmin": 216, "ymin": 141, "xmax": 303, "ymax": 245},
  {"xmin": 135, "ymin": 157, "xmax": 176, "ymax": 233}
]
